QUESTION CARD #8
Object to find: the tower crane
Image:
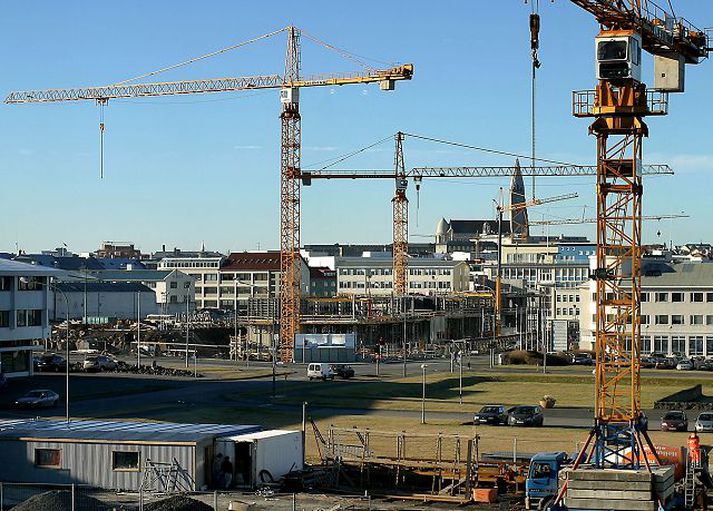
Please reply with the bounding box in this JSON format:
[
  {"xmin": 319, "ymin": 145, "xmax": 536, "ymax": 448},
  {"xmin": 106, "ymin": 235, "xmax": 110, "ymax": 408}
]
[
  {"xmin": 5, "ymin": 26, "xmax": 414, "ymax": 362},
  {"xmin": 529, "ymin": 213, "xmax": 689, "ymax": 226},
  {"xmin": 304, "ymin": 137, "xmax": 673, "ymax": 301},
  {"xmin": 563, "ymin": 0, "xmax": 710, "ymax": 474}
]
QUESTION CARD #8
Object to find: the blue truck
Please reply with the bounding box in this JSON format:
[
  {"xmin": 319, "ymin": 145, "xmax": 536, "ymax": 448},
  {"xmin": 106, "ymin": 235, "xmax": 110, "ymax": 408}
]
[{"xmin": 524, "ymin": 451, "xmax": 569, "ymax": 510}]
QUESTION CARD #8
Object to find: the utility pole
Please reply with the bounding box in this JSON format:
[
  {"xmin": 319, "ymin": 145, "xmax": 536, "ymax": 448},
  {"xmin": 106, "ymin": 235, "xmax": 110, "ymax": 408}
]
[
  {"xmin": 185, "ymin": 295, "xmax": 190, "ymax": 369},
  {"xmin": 137, "ymin": 291, "xmax": 141, "ymax": 367}
]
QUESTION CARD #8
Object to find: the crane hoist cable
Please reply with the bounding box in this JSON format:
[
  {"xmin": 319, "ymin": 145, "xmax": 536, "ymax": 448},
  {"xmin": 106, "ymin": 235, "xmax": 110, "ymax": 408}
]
[{"xmin": 529, "ymin": 0, "xmax": 541, "ymax": 200}]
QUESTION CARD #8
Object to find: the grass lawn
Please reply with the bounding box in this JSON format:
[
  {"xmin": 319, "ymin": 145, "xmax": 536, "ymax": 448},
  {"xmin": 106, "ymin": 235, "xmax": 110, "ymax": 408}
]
[{"xmin": 228, "ymin": 370, "xmax": 711, "ymax": 413}]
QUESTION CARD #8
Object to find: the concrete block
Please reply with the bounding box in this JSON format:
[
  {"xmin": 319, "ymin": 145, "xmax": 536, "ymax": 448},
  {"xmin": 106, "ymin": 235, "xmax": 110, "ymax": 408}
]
[
  {"xmin": 565, "ymin": 497, "xmax": 656, "ymax": 511},
  {"xmin": 567, "ymin": 488, "xmax": 653, "ymax": 500},
  {"xmin": 568, "ymin": 479, "xmax": 652, "ymax": 491},
  {"xmin": 567, "ymin": 468, "xmax": 652, "ymax": 482}
]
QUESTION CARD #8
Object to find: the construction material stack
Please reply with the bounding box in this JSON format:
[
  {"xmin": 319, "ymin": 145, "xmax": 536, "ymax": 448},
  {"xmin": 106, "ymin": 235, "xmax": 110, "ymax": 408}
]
[{"xmin": 561, "ymin": 465, "xmax": 674, "ymax": 511}]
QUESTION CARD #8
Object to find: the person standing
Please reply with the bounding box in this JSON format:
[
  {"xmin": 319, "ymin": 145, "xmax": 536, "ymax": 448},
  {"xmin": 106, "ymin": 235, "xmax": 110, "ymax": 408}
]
[{"xmin": 221, "ymin": 455, "xmax": 234, "ymax": 489}]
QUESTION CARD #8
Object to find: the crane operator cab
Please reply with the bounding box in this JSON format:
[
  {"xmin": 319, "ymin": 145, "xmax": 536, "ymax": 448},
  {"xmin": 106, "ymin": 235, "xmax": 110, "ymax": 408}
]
[{"xmin": 596, "ymin": 31, "xmax": 642, "ymax": 83}]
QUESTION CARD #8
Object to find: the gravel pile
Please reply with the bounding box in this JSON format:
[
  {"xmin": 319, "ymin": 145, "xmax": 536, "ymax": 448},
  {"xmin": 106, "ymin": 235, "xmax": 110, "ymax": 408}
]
[
  {"xmin": 145, "ymin": 495, "xmax": 213, "ymax": 511},
  {"xmin": 12, "ymin": 490, "xmax": 110, "ymax": 511}
]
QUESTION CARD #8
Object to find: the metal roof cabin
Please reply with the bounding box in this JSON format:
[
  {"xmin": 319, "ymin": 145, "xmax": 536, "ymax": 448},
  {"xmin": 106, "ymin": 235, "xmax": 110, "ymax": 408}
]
[{"xmin": 0, "ymin": 419, "xmax": 261, "ymax": 491}]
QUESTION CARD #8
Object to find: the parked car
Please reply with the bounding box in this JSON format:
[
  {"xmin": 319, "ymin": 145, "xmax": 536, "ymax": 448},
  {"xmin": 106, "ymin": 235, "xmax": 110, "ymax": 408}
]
[
  {"xmin": 661, "ymin": 411, "xmax": 688, "ymax": 432},
  {"xmin": 34, "ymin": 353, "xmax": 66, "ymax": 372},
  {"xmin": 701, "ymin": 359, "xmax": 713, "ymax": 371},
  {"xmin": 14, "ymin": 389, "xmax": 60, "ymax": 408},
  {"xmin": 331, "ymin": 365, "xmax": 355, "ymax": 379},
  {"xmin": 695, "ymin": 412, "xmax": 713, "ymax": 433},
  {"xmin": 83, "ymin": 355, "xmax": 118, "ymax": 372},
  {"xmin": 676, "ymin": 359, "xmax": 694, "ymax": 371},
  {"xmin": 571, "ymin": 353, "xmax": 593, "ymax": 366},
  {"xmin": 473, "ymin": 405, "xmax": 508, "ymax": 426},
  {"xmin": 656, "ymin": 357, "xmax": 677, "ymax": 369},
  {"xmin": 507, "ymin": 405, "xmax": 544, "ymax": 427},
  {"xmin": 307, "ymin": 363, "xmax": 335, "ymax": 381}
]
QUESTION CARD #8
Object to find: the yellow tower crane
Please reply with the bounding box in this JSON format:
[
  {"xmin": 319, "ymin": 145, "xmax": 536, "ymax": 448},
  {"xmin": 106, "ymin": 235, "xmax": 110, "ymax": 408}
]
[{"xmin": 5, "ymin": 26, "xmax": 413, "ymax": 362}]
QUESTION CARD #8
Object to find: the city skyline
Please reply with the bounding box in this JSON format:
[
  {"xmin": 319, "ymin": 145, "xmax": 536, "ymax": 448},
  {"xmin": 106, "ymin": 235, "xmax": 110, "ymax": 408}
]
[{"xmin": 1, "ymin": 1, "xmax": 711, "ymax": 253}]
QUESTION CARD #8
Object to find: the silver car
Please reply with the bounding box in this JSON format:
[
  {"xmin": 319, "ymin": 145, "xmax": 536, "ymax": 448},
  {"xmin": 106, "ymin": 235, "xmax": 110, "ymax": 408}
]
[
  {"xmin": 695, "ymin": 412, "xmax": 713, "ymax": 433},
  {"xmin": 14, "ymin": 389, "xmax": 60, "ymax": 408}
]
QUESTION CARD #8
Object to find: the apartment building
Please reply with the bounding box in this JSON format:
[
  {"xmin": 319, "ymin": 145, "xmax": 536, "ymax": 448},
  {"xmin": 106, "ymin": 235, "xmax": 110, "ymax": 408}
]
[
  {"xmin": 579, "ymin": 262, "xmax": 713, "ymax": 355},
  {"xmin": 219, "ymin": 252, "xmax": 310, "ymax": 313},
  {"xmin": 336, "ymin": 256, "xmax": 469, "ymax": 296},
  {"xmin": 158, "ymin": 255, "xmax": 224, "ymax": 309},
  {"xmin": 0, "ymin": 260, "xmax": 58, "ymax": 378}
]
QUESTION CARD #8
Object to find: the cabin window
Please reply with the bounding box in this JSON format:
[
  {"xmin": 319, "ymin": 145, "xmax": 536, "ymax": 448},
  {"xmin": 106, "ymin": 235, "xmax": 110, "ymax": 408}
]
[
  {"xmin": 35, "ymin": 448, "xmax": 61, "ymax": 468},
  {"xmin": 112, "ymin": 451, "xmax": 140, "ymax": 471}
]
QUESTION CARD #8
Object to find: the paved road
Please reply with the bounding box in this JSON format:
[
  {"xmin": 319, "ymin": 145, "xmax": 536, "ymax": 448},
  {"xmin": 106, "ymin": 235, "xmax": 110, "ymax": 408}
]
[{"xmin": 0, "ymin": 359, "xmax": 696, "ymax": 432}]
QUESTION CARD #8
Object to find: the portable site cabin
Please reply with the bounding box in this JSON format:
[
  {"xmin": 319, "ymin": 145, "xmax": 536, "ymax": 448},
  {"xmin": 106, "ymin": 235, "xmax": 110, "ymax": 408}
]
[
  {"xmin": 214, "ymin": 430, "xmax": 303, "ymax": 488},
  {"xmin": 0, "ymin": 419, "xmax": 260, "ymax": 491}
]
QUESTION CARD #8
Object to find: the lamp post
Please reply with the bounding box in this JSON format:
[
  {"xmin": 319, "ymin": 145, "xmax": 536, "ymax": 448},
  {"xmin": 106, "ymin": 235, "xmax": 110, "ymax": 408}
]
[
  {"xmin": 185, "ymin": 294, "xmax": 190, "ymax": 369},
  {"xmin": 402, "ymin": 296, "xmax": 408, "ymax": 378},
  {"xmin": 137, "ymin": 290, "xmax": 141, "ymax": 368},
  {"xmin": 24, "ymin": 277, "xmax": 70, "ymax": 423},
  {"xmin": 420, "ymin": 363, "xmax": 428, "ymax": 424}
]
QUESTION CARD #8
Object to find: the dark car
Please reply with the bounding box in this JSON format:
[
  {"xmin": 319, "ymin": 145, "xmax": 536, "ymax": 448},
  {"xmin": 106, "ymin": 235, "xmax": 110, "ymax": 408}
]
[
  {"xmin": 571, "ymin": 353, "xmax": 593, "ymax": 366},
  {"xmin": 473, "ymin": 405, "xmax": 508, "ymax": 425},
  {"xmin": 507, "ymin": 405, "xmax": 544, "ymax": 427},
  {"xmin": 332, "ymin": 365, "xmax": 355, "ymax": 379},
  {"xmin": 661, "ymin": 411, "xmax": 688, "ymax": 432},
  {"xmin": 14, "ymin": 389, "xmax": 60, "ymax": 408},
  {"xmin": 34, "ymin": 354, "xmax": 66, "ymax": 372}
]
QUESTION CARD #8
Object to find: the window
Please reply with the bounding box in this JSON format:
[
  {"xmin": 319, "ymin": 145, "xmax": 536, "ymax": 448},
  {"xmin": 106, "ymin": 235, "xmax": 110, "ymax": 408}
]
[
  {"xmin": 654, "ymin": 336, "xmax": 668, "ymax": 354},
  {"xmin": 641, "ymin": 293, "xmax": 649, "ymax": 302},
  {"xmin": 707, "ymin": 316, "xmax": 713, "ymax": 326},
  {"xmin": 707, "ymin": 293, "xmax": 713, "ymax": 303},
  {"xmin": 0, "ymin": 311, "xmax": 9, "ymax": 328},
  {"xmin": 641, "ymin": 336, "xmax": 651, "ymax": 353},
  {"xmin": 671, "ymin": 315, "xmax": 684, "ymax": 325},
  {"xmin": 691, "ymin": 315, "xmax": 704, "ymax": 326},
  {"xmin": 707, "ymin": 337, "xmax": 713, "ymax": 356},
  {"xmin": 204, "ymin": 274, "xmax": 218, "ymax": 282},
  {"xmin": 0, "ymin": 276, "xmax": 12, "ymax": 291},
  {"xmin": 641, "ymin": 315, "xmax": 649, "ymax": 325},
  {"xmin": 655, "ymin": 292, "xmax": 668, "ymax": 303},
  {"xmin": 170, "ymin": 282, "xmax": 178, "ymax": 289},
  {"xmin": 691, "ymin": 292, "xmax": 704, "ymax": 303},
  {"xmin": 112, "ymin": 451, "xmax": 140, "ymax": 471},
  {"xmin": 18, "ymin": 276, "xmax": 44, "ymax": 291},
  {"xmin": 35, "ymin": 448, "xmax": 61, "ymax": 468},
  {"xmin": 655, "ymin": 315, "xmax": 669, "ymax": 325},
  {"xmin": 671, "ymin": 292, "xmax": 684, "ymax": 303},
  {"xmin": 690, "ymin": 336, "xmax": 704, "ymax": 356},
  {"xmin": 672, "ymin": 336, "xmax": 686, "ymax": 355}
]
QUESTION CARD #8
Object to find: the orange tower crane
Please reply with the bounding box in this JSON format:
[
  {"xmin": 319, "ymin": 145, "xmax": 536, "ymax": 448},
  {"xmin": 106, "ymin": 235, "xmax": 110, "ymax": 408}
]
[
  {"xmin": 565, "ymin": 0, "xmax": 709, "ymax": 470},
  {"xmin": 5, "ymin": 26, "xmax": 413, "ymax": 362}
]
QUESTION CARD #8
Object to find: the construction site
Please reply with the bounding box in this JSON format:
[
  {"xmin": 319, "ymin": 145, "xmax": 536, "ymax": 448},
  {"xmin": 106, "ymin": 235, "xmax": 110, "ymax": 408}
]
[{"xmin": 3, "ymin": 1, "xmax": 713, "ymax": 510}]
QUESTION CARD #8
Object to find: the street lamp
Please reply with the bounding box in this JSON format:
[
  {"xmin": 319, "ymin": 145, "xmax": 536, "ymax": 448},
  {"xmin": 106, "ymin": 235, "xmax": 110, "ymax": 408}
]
[
  {"xmin": 22, "ymin": 276, "xmax": 70, "ymax": 423},
  {"xmin": 420, "ymin": 363, "xmax": 428, "ymax": 424}
]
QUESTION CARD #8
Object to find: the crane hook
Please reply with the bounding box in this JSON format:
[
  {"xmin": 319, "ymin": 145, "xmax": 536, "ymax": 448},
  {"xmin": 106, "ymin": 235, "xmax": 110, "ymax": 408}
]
[{"xmin": 98, "ymin": 98, "xmax": 108, "ymax": 179}]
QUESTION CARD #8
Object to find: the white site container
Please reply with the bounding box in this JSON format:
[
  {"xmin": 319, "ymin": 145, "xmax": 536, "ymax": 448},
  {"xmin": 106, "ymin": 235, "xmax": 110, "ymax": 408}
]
[{"xmin": 215, "ymin": 430, "xmax": 303, "ymax": 488}]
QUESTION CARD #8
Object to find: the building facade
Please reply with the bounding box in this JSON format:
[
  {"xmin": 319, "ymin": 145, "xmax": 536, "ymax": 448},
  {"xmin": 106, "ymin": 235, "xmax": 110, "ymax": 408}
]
[
  {"xmin": 158, "ymin": 255, "xmax": 224, "ymax": 310},
  {"xmin": 0, "ymin": 260, "xmax": 58, "ymax": 378},
  {"xmin": 53, "ymin": 282, "xmax": 158, "ymax": 321},
  {"xmin": 579, "ymin": 261, "xmax": 713, "ymax": 355},
  {"xmin": 91, "ymin": 269, "xmax": 194, "ymax": 315},
  {"xmin": 219, "ymin": 252, "xmax": 310, "ymax": 313},
  {"xmin": 336, "ymin": 257, "xmax": 469, "ymax": 296}
]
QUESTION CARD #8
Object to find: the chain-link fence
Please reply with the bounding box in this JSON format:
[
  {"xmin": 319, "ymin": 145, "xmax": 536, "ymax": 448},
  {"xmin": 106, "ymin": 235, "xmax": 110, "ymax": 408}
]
[{"xmin": 0, "ymin": 483, "xmax": 222, "ymax": 511}]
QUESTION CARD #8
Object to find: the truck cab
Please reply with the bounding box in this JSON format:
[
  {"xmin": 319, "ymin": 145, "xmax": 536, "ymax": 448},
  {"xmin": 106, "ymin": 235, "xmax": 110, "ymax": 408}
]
[{"xmin": 525, "ymin": 451, "xmax": 569, "ymax": 510}]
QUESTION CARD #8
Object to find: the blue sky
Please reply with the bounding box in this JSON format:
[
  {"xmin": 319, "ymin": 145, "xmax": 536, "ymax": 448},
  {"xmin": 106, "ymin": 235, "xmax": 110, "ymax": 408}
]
[{"xmin": 1, "ymin": 1, "xmax": 711, "ymax": 254}]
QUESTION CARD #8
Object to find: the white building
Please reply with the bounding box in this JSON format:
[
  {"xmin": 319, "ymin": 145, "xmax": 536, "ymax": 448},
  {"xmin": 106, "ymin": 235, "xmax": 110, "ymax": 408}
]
[
  {"xmin": 336, "ymin": 257, "xmax": 469, "ymax": 296},
  {"xmin": 158, "ymin": 255, "xmax": 225, "ymax": 310},
  {"xmin": 579, "ymin": 261, "xmax": 713, "ymax": 355},
  {"xmin": 0, "ymin": 260, "xmax": 59, "ymax": 378},
  {"xmin": 53, "ymin": 282, "xmax": 158, "ymax": 321},
  {"xmin": 90, "ymin": 269, "xmax": 194, "ymax": 315}
]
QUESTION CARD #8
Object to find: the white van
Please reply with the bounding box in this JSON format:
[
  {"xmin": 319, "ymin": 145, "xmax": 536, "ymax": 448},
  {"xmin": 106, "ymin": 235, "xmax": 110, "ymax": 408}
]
[{"xmin": 307, "ymin": 363, "xmax": 334, "ymax": 381}]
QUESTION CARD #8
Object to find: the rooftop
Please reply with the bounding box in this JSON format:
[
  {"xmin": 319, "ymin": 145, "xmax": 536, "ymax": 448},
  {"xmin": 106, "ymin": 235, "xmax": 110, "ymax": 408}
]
[
  {"xmin": 0, "ymin": 419, "xmax": 260, "ymax": 443},
  {"xmin": 91, "ymin": 269, "xmax": 174, "ymax": 282},
  {"xmin": 222, "ymin": 251, "xmax": 283, "ymax": 271},
  {"xmin": 55, "ymin": 282, "xmax": 154, "ymax": 293},
  {"xmin": 0, "ymin": 259, "xmax": 65, "ymax": 276},
  {"xmin": 641, "ymin": 261, "xmax": 713, "ymax": 288}
]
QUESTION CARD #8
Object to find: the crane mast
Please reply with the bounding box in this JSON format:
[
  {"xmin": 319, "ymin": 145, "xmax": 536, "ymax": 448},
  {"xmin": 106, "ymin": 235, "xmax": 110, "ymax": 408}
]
[{"xmin": 567, "ymin": 0, "xmax": 709, "ymax": 471}]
